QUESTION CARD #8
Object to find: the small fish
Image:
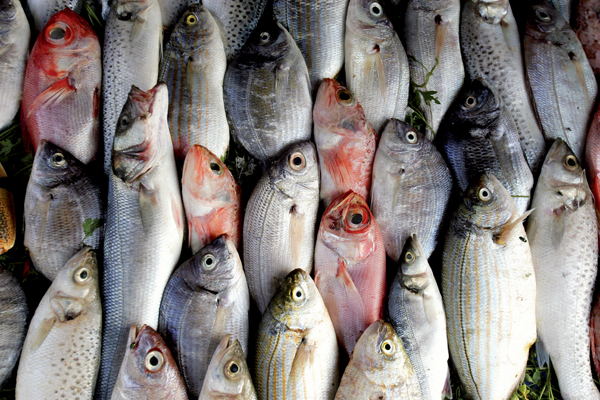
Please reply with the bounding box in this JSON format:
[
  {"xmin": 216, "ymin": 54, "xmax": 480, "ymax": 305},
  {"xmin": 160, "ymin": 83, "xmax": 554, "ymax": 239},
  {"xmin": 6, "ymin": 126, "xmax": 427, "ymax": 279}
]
[{"xmin": 0, "ymin": 269, "xmax": 27, "ymax": 389}]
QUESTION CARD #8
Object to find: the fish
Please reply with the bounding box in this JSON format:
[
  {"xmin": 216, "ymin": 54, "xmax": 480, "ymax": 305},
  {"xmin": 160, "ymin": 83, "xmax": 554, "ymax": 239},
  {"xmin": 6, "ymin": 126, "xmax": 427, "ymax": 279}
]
[
  {"xmin": 403, "ymin": 0, "xmax": 464, "ymax": 140},
  {"xmin": 23, "ymin": 140, "xmax": 103, "ymax": 281},
  {"xmin": 388, "ymin": 235, "xmax": 451, "ymax": 400},
  {"xmin": 274, "ymin": 0, "xmax": 349, "ymax": 90},
  {"xmin": 525, "ymin": 1, "xmax": 597, "ymax": 162},
  {"xmin": 181, "ymin": 145, "xmax": 242, "ymax": 253},
  {"xmin": 224, "ymin": 16, "xmax": 313, "ymax": 164},
  {"xmin": 591, "ymin": 291, "xmax": 600, "ymax": 380},
  {"xmin": 575, "ymin": 0, "xmax": 600, "ymax": 76},
  {"xmin": 102, "ymin": 0, "xmax": 162, "ymax": 174},
  {"xmin": 243, "ymin": 142, "xmax": 319, "ymax": 314},
  {"xmin": 345, "ymin": 0, "xmax": 410, "ymax": 133},
  {"xmin": 198, "ymin": 335, "xmax": 257, "ymax": 400},
  {"xmin": 27, "ymin": 0, "xmax": 82, "ymax": 31},
  {"xmin": 547, "ymin": 0, "xmax": 572, "ymax": 23},
  {"xmin": 461, "ymin": 0, "xmax": 546, "ymax": 174},
  {"xmin": 159, "ymin": 4, "xmax": 229, "ymax": 161},
  {"xmin": 526, "ymin": 139, "xmax": 600, "ymax": 399},
  {"xmin": 371, "ymin": 119, "xmax": 451, "ymax": 261},
  {"xmin": 334, "ymin": 320, "xmax": 422, "ymax": 399},
  {"xmin": 436, "ymin": 78, "xmax": 534, "ymax": 215},
  {"xmin": 16, "ymin": 247, "xmax": 102, "ymax": 399},
  {"xmin": 111, "ymin": 325, "xmax": 188, "ymax": 400},
  {"xmin": 159, "ymin": 234, "xmax": 249, "ymax": 398},
  {"xmin": 314, "ymin": 190, "xmax": 386, "ymax": 355},
  {"xmin": 313, "ymin": 78, "xmax": 377, "ymax": 208},
  {"xmin": 254, "ymin": 269, "xmax": 339, "ymax": 400},
  {"xmin": 97, "ymin": 84, "xmax": 185, "ymax": 400},
  {"xmin": 0, "ymin": 0, "xmax": 30, "ymax": 133},
  {"xmin": 21, "ymin": 8, "xmax": 101, "ymax": 165},
  {"xmin": 0, "ymin": 163, "xmax": 15, "ymax": 255},
  {"xmin": 442, "ymin": 172, "xmax": 536, "ymax": 400},
  {"xmin": 158, "ymin": 0, "xmax": 197, "ymax": 27},
  {"xmin": 0, "ymin": 269, "xmax": 27, "ymax": 389},
  {"xmin": 586, "ymin": 104, "xmax": 600, "ymax": 234}
]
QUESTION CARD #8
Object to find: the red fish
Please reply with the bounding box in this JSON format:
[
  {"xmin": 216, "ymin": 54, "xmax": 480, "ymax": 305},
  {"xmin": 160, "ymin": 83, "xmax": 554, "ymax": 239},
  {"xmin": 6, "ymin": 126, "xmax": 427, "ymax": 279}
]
[
  {"xmin": 21, "ymin": 8, "xmax": 101, "ymax": 164},
  {"xmin": 586, "ymin": 104, "xmax": 600, "ymax": 242}
]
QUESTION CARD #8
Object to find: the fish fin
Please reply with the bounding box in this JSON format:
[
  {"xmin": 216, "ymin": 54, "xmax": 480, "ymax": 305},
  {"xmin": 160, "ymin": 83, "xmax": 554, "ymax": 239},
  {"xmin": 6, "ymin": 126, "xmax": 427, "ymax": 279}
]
[
  {"xmin": 138, "ymin": 183, "xmax": 158, "ymax": 234},
  {"xmin": 50, "ymin": 296, "xmax": 84, "ymax": 322},
  {"xmin": 212, "ymin": 296, "xmax": 233, "ymax": 366},
  {"xmin": 322, "ymin": 147, "xmax": 354, "ymax": 191},
  {"xmin": 365, "ymin": 48, "xmax": 386, "ymax": 100},
  {"xmin": 0, "ymin": 162, "xmax": 6, "ymax": 179},
  {"xmin": 573, "ymin": 56, "xmax": 590, "ymax": 103},
  {"xmin": 335, "ymin": 259, "xmax": 366, "ymax": 353},
  {"xmin": 28, "ymin": 317, "xmax": 57, "ymax": 353},
  {"xmin": 495, "ymin": 209, "xmax": 534, "ymax": 245},
  {"xmin": 536, "ymin": 337, "xmax": 550, "ymax": 367},
  {"xmin": 26, "ymin": 78, "xmax": 76, "ymax": 121},
  {"xmin": 185, "ymin": 60, "xmax": 200, "ymax": 96},
  {"xmin": 275, "ymin": 64, "xmax": 291, "ymax": 108},
  {"xmin": 172, "ymin": 194, "xmax": 183, "ymax": 234},
  {"xmin": 435, "ymin": 19, "xmax": 448, "ymax": 61},
  {"xmin": 289, "ymin": 205, "xmax": 305, "ymax": 271},
  {"xmin": 443, "ymin": 369, "xmax": 453, "ymax": 399},
  {"xmin": 287, "ymin": 338, "xmax": 317, "ymax": 397}
]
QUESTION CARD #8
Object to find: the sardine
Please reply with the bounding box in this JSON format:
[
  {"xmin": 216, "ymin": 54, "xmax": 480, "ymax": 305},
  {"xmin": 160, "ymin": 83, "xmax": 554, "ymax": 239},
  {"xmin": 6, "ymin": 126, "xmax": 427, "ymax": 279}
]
[
  {"xmin": 0, "ymin": 163, "xmax": 15, "ymax": 255},
  {"xmin": 0, "ymin": 269, "xmax": 27, "ymax": 389},
  {"xmin": 575, "ymin": 0, "xmax": 600, "ymax": 76},
  {"xmin": 27, "ymin": 0, "xmax": 82, "ymax": 31}
]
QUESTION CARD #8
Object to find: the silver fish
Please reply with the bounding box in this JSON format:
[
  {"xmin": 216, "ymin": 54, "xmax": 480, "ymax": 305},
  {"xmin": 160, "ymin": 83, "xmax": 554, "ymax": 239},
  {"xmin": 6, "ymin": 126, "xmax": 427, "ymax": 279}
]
[
  {"xmin": 158, "ymin": 0, "xmax": 197, "ymax": 27},
  {"xmin": 547, "ymin": 0, "xmax": 572, "ymax": 23},
  {"xmin": 0, "ymin": 270, "xmax": 27, "ymax": 389},
  {"xmin": 27, "ymin": 0, "xmax": 82, "ymax": 31}
]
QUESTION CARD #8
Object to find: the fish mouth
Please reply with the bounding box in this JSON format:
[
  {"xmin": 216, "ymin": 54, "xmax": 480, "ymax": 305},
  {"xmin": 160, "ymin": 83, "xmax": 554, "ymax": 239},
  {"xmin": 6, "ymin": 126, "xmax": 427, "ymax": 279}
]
[{"xmin": 476, "ymin": 0, "xmax": 508, "ymax": 24}]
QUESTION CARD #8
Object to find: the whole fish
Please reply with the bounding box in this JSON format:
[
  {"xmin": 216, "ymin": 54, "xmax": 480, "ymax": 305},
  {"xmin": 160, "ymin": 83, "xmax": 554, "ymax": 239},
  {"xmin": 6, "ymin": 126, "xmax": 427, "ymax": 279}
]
[
  {"xmin": 16, "ymin": 247, "xmax": 101, "ymax": 400},
  {"xmin": 0, "ymin": 0, "xmax": 30, "ymax": 133},
  {"xmin": 371, "ymin": 119, "xmax": 451, "ymax": 261},
  {"xmin": 403, "ymin": 0, "xmax": 464, "ymax": 140},
  {"xmin": 97, "ymin": 84, "xmax": 185, "ymax": 400},
  {"xmin": 525, "ymin": 1, "xmax": 597, "ymax": 162},
  {"xmin": 243, "ymin": 142, "xmax": 319, "ymax": 314},
  {"xmin": 111, "ymin": 325, "xmax": 188, "ymax": 400},
  {"xmin": 254, "ymin": 269, "xmax": 339, "ymax": 400},
  {"xmin": 345, "ymin": 0, "xmax": 410, "ymax": 133},
  {"xmin": 224, "ymin": 17, "xmax": 312, "ymax": 164},
  {"xmin": 182, "ymin": 145, "xmax": 242, "ymax": 253},
  {"xmin": 0, "ymin": 163, "xmax": 15, "ymax": 255},
  {"xmin": 274, "ymin": 0, "xmax": 349, "ymax": 89},
  {"xmin": 388, "ymin": 235, "xmax": 451, "ymax": 400},
  {"xmin": 102, "ymin": 0, "xmax": 162, "ymax": 174},
  {"xmin": 313, "ymin": 79, "xmax": 377, "ymax": 207},
  {"xmin": 158, "ymin": 0, "xmax": 196, "ymax": 27},
  {"xmin": 437, "ymin": 78, "xmax": 534, "ymax": 215},
  {"xmin": 198, "ymin": 335, "xmax": 257, "ymax": 400},
  {"xmin": 591, "ymin": 291, "xmax": 600, "ymax": 379},
  {"xmin": 159, "ymin": 4, "xmax": 229, "ymax": 161},
  {"xmin": 203, "ymin": 0, "xmax": 267, "ymax": 60},
  {"xmin": 576, "ymin": 0, "xmax": 600, "ymax": 75},
  {"xmin": 527, "ymin": 139, "xmax": 600, "ymax": 399},
  {"xmin": 0, "ymin": 269, "xmax": 27, "ymax": 389},
  {"xmin": 27, "ymin": 0, "xmax": 82, "ymax": 31},
  {"xmin": 24, "ymin": 140, "xmax": 103, "ymax": 281},
  {"xmin": 461, "ymin": 0, "xmax": 546, "ymax": 174},
  {"xmin": 334, "ymin": 320, "xmax": 422, "ymax": 399},
  {"xmin": 442, "ymin": 172, "xmax": 536, "ymax": 400},
  {"xmin": 21, "ymin": 8, "xmax": 101, "ymax": 165},
  {"xmin": 159, "ymin": 235, "xmax": 249, "ymax": 398},
  {"xmin": 314, "ymin": 191, "xmax": 386, "ymax": 355}
]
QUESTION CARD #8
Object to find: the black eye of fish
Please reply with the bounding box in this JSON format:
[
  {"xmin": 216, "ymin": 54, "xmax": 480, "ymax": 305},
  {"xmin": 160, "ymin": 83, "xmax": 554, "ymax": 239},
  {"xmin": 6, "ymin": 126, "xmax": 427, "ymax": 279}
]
[
  {"xmin": 564, "ymin": 155, "xmax": 579, "ymax": 170},
  {"xmin": 48, "ymin": 27, "xmax": 65, "ymax": 40},
  {"xmin": 289, "ymin": 152, "xmax": 306, "ymax": 171},
  {"xmin": 406, "ymin": 131, "xmax": 418, "ymax": 144},
  {"xmin": 186, "ymin": 14, "xmax": 198, "ymax": 25},
  {"xmin": 229, "ymin": 363, "xmax": 239, "ymax": 374},
  {"xmin": 370, "ymin": 2, "xmax": 383, "ymax": 16},
  {"xmin": 478, "ymin": 187, "xmax": 491, "ymax": 201},
  {"xmin": 337, "ymin": 89, "xmax": 353, "ymax": 104},
  {"xmin": 259, "ymin": 31, "xmax": 271, "ymax": 45},
  {"xmin": 350, "ymin": 213, "xmax": 363, "ymax": 225},
  {"xmin": 80, "ymin": 270, "xmax": 88, "ymax": 280},
  {"xmin": 51, "ymin": 153, "xmax": 66, "ymax": 167},
  {"xmin": 118, "ymin": 11, "xmax": 133, "ymax": 21},
  {"xmin": 536, "ymin": 9, "xmax": 551, "ymax": 22},
  {"xmin": 210, "ymin": 161, "xmax": 223, "ymax": 175},
  {"xmin": 119, "ymin": 116, "xmax": 130, "ymax": 128},
  {"xmin": 464, "ymin": 95, "xmax": 477, "ymax": 109}
]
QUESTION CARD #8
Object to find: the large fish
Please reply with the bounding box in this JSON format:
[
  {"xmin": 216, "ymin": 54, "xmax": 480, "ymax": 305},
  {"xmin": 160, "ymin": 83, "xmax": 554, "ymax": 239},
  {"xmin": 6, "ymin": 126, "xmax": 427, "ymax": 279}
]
[
  {"xmin": 254, "ymin": 269, "xmax": 339, "ymax": 400},
  {"xmin": 159, "ymin": 235, "xmax": 249, "ymax": 398},
  {"xmin": 27, "ymin": 0, "xmax": 82, "ymax": 31},
  {"xmin": 442, "ymin": 172, "xmax": 536, "ymax": 400},
  {"xmin": 313, "ymin": 79, "xmax": 377, "ymax": 208},
  {"xmin": 527, "ymin": 139, "xmax": 600, "ymax": 399},
  {"xmin": 0, "ymin": 269, "xmax": 27, "ymax": 389},
  {"xmin": 97, "ymin": 84, "xmax": 185, "ymax": 400},
  {"xmin": 16, "ymin": 247, "xmax": 102, "ymax": 400},
  {"xmin": 371, "ymin": 119, "xmax": 451, "ymax": 261},
  {"xmin": 224, "ymin": 17, "xmax": 312, "ymax": 164},
  {"xmin": 243, "ymin": 142, "xmax": 319, "ymax": 314},
  {"xmin": 576, "ymin": 0, "xmax": 600, "ymax": 76},
  {"xmin": 24, "ymin": 140, "xmax": 103, "ymax": 281},
  {"xmin": 314, "ymin": 191, "xmax": 386, "ymax": 355},
  {"xmin": 345, "ymin": 0, "xmax": 410, "ymax": 133},
  {"xmin": 0, "ymin": 163, "xmax": 15, "ymax": 255},
  {"xmin": 159, "ymin": 4, "xmax": 229, "ymax": 161},
  {"xmin": 102, "ymin": 0, "xmax": 162, "ymax": 174}
]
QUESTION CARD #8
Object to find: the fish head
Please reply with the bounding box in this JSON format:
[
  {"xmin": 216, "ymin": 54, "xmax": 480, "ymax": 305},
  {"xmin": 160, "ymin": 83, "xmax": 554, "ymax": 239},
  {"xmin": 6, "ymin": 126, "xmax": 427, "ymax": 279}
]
[
  {"xmin": 31, "ymin": 140, "xmax": 85, "ymax": 188},
  {"xmin": 399, "ymin": 235, "xmax": 431, "ymax": 293},
  {"xmin": 380, "ymin": 119, "xmax": 428, "ymax": 166},
  {"xmin": 271, "ymin": 142, "xmax": 320, "ymax": 196},
  {"xmin": 347, "ymin": 0, "xmax": 394, "ymax": 41},
  {"xmin": 202, "ymin": 335, "xmax": 252, "ymax": 397},
  {"xmin": 170, "ymin": 4, "xmax": 217, "ymax": 50},
  {"xmin": 474, "ymin": 0, "xmax": 508, "ymax": 25},
  {"xmin": 0, "ymin": 0, "xmax": 17, "ymax": 25},
  {"xmin": 114, "ymin": 0, "xmax": 155, "ymax": 22},
  {"xmin": 449, "ymin": 78, "xmax": 501, "ymax": 130},
  {"xmin": 525, "ymin": 2, "xmax": 568, "ymax": 40},
  {"xmin": 463, "ymin": 172, "xmax": 515, "ymax": 230},
  {"xmin": 238, "ymin": 17, "xmax": 289, "ymax": 65},
  {"xmin": 113, "ymin": 84, "xmax": 170, "ymax": 183},
  {"xmin": 353, "ymin": 321, "xmax": 410, "ymax": 374},
  {"xmin": 313, "ymin": 79, "xmax": 371, "ymax": 135}
]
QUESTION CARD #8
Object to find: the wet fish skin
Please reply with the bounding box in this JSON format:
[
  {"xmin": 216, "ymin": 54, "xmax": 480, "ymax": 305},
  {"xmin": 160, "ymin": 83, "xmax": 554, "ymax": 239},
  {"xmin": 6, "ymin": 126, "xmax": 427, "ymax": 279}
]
[
  {"xmin": 527, "ymin": 139, "xmax": 600, "ymax": 400},
  {"xmin": 547, "ymin": 0, "xmax": 572, "ymax": 23},
  {"xmin": 0, "ymin": 270, "xmax": 27, "ymax": 389},
  {"xmin": 24, "ymin": 140, "xmax": 103, "ymax": 281},
  {"xmin": 591, "ymin": 291, "xmax": 600, "ymax": 380},
  {"xmin": 334, "ymin": 320, "xmax": 422, "ymax": 399},
  {"xmin": 254, "ymin": 269, "xmax": 339, "ymax": 400},
  {"xmin": 160, "ymin": 4, "xmax": 229, "ymax": 161},
  {"xmin": 575, "ymin": 0, "xmax": 600, "ymax": 76},
  {"xmin": 0, "ymin": 163, "xmax": 15, "ymax": 255},
  {"xmin": 27, "ymin": 0, "xmax": 82, "ymax": 31},
  {"xmin": 16, "ymin": 247, "xmax": 102, "ymax": 399},
  {"xmin": 371, "ymin": 119, "xmax": 451, "ymax": 261},
  {"xmin": 586, "ymin": 104, "xmax": 600, "ymax": 234},
  {"xmin": 243, "ymin": 142, "xmax": 319, "ymax": 314},
  {"xmin": 158, "ymin": 0, "xmax": 197, "ymax": 27}
]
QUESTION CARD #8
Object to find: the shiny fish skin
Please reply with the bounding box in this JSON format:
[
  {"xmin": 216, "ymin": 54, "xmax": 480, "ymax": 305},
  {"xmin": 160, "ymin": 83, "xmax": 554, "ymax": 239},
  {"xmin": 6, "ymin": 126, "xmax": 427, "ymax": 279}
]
[
  {"xmin": 345, "ymin": 0, "xmax": 409, "ymax": 133},
  {"xmin": 24, "ymin": 140, "xmax": 103, "ymax": 281},
  {"xmin": 585, "ymin": 104, "xmax": 600, "ymax": 232},
  {"xmin": 403, "ymin": 0, "xmax": 464, "ymax": 140},
  {"xmin": 27, "ymin": 0, "xmax": 82, "ymax": 31},
  {"xmin": 0, "ymin": 270, "xmax": 27, "ymax": 389},
  {"xmin": 158, "ymin": 0, "xmax": 197, "ymax": 27},
  {"xmin": 547, "ymin": 0, "xmax": 572, "ymax": 23},
  {"xmin": 461, "ymin": 0, "xmax": 546, "ymax": 174},
  {"xmin": 576, "ymin": 0, "xmax": 600, "ymax": 76},
  {"xmin": 442, "ymin": 172, "xmax": 536, "ymax": 400},
  {"xmin": 592, "ymin": 292, "xmax": 600, "ymax": 380},
  {"xmin": 254, "ymin": 269, "xmax": 339, "ymax": 400},
  {"xmin": 16, "ymin": 247, "xmax": 101, "ymax": 400},
  {"xmin": 334, "ymin": 320, "xmax": 422, "ymax": 399},
  {"xmin": 0, "ymin": 163, "xmax": 15, "ymax": 255},
  {"xmin": 525, "ymin": 1, "xmax": 597, "ymax": 162},
  {"xmin": 274, "ymin": 0, "xmax": 349, "ymax": 90},
  {"xmin": 159, "ymin": 235, "xmax": 249, "ymax": 398},
  {"xmin": 527, "ymin": 139, "xmax": 600, "ymax": 400},
  {"xmin": 243, "ymin": 142, "xmax": 319, "ymax": 314},
  {"xmin": 371, "ymin": 119, "xmax": 451, "ymax": 261},
  {"xmin": 224, "ymin": 17, "xmax": 312, "ymax": 164},
  {"xmin": 97, "ymin": 84, "xmax": 185, "ymax": 400},
  {"xmin": 388, "ymin": 235, "xmax": 450, "ymax": 400},
  {"xmin": 159, "ymin": 5, "xmax": 229, "ymax": 161}
]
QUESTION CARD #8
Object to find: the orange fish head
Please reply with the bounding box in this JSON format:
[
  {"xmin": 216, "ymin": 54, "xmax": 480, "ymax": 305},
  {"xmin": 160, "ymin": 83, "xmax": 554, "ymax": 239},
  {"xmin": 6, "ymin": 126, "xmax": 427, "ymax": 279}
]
[
  {"xmin": 313, "ymin": 78, "xmax": 368, "ymax": 135},
  {"xmin": 181, "ymin": 144, "xmax": 238, "ymax": 202}
]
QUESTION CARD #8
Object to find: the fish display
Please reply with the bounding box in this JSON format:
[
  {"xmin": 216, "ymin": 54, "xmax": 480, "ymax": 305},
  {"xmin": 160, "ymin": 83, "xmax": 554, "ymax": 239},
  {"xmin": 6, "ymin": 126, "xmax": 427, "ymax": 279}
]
[
  {"xmin": 28, "ymin": 0, "xmax": 81, "ymax": 31},
  {"xmin": 0, "ymin": 163, "xmax": 15, "ymax": 255},
  {"xmin": 0, "ymin": 269, "xmax": 27, "ymax": 389}
]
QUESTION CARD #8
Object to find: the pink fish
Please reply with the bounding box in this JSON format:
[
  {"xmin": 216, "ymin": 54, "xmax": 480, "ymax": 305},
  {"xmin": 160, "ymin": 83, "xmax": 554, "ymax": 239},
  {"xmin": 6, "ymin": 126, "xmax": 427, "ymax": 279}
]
[{"xmin": 586, "ymin": 104, "xmax": 600, "ymax": 244}]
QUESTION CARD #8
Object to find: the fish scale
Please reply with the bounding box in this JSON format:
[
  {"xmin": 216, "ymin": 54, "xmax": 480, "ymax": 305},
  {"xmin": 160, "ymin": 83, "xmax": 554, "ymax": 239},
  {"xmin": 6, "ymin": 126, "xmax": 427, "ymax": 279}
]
[
  {"xmin": 27, "ymin": 0, "xmax": 81, "ymax": 31},
  {"xmin": 0, "ymin": 270, "xmax": 27, "ymax": 389}
]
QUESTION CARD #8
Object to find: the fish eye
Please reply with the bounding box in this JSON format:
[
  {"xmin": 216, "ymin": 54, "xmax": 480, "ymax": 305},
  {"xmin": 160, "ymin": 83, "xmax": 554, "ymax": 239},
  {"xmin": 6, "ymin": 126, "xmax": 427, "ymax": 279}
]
[
  {"xmin": 564, "ymin": 155, "xmax": 579, "ymax": 170},
  {"xmin": 118, "ymin": 11, "xmax": 133, "ymax": 20},
  {"xmin": 381, "ymin": 339, "xmax": 395, "ymax": 355},
  {"xmin": 370, "ymin": 2, "xmax": 383, "ymax": 16},
  {"xmin": 201, "ymin": 254, "xmax": 216, "ymax": 271},
  {"xmin": 186, "ymin": 14, "xmax": 198, "ymax": 25},
  {"xmin": 74, "ymin": 266, "xmax": 92, "ymax": 284},
  {"xmin": 51, "ymin": 153, "xmax": 67, "ymax": 167},
  {"xmin": 48, "ymin": 27, "xmax": 66, "ymax": 40},
  {"xmin": 145, "ymin": 350, "xmax": 164, "ymax": 372},
  {"xmin": 259, "ymin": 31, "xmax": 271, "ymax": 45},
  {"xmin": 404, "ymin": 251, "xmax": 415, "ymax": 264},
  {"xmin": 119, "ymin": 115, "xmax": 130, "ymax": 128},
  {"xmin": 535, "ymin": 9, "xmax": 551, "ymax": 22},
  {"xmin": 336, "ymin": 89, "xmax": 355, "ymax": 106},
  {"xmin": 478, "ymin": 187, "xmax": 492, "ymax": 202},
  {"xmin": 346, "ymin": 208, "xmax": 368, "ymax": 229},
  {"xmin": 405, "ymin": 130, "xmax": 418, "ymax": 144},
  {"xmin": 210, "ymin": 161, "xmax": 223, "ymax": 175},
  {"xmin": 289, "ymin": 152, "xmax": 306, "ymax": 171},
  {"xmin": 463, "ymin": 95, "xmax": 477, "ymax": 109},
  {"xmin": 225, "ymin": 360, "xmax": 241, "ymax": 378},
  {"xmin": 291, "ymin": 286, "xmax": 305, "ymax": 303}
]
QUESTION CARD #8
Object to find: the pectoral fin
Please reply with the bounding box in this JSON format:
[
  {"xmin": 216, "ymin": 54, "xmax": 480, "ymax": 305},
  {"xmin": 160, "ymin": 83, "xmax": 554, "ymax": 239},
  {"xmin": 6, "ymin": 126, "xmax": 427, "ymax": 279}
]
[
  {"xmin": 435, "ymin": 17, "xmax": 448, "ymax": 61},
  {"xmin": 287, "ymin": 338, "xmax": 317, "ymax": 399},
  {"xmin": 495, "ymin": 209, "xmax": 533, "ymax": 245},
  {"xmin": 26, "ymin": 78, "xmax": 76, "ymax": 121},
  {"xmin": 28, "ymin": 317, "xmax": 57, "ymax": 353}
]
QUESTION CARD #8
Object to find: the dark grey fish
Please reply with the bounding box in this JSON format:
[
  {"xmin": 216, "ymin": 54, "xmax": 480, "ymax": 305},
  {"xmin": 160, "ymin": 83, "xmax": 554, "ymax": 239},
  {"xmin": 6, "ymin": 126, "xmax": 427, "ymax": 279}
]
[{"xmin": 0, "ymin": 270, "xmax": 27, "ymax": 389}]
